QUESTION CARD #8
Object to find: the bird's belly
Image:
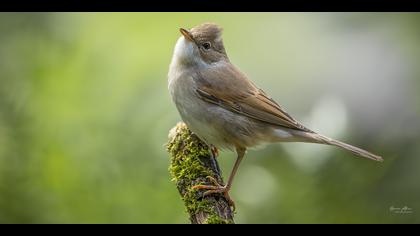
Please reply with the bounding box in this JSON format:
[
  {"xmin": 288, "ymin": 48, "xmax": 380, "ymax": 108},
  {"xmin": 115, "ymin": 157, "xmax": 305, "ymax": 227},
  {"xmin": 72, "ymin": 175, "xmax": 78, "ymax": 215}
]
[
  {"xmin": 175, "ymin": 94, "xmax": 271, "ymax": 149},
  {"xmin": 174, "ymin": 92, "xmax": 232, "ymax": 148},
  {"xmin": 184, "ymin": 115, "xmax": 231, "ymax": 148},
  {"xmin": 169, "ymin": 74, "xmax": 272, "ymax": 149}
]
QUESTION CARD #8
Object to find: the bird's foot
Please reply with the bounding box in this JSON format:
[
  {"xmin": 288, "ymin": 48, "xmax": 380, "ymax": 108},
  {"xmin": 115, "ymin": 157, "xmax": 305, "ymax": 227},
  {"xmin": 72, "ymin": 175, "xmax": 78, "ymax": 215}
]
[
  {"xmin": 192, "ymin": 176, "xmax": 235, "ymax": 211},
  {"xmin": 210, "ymin": 145, "xmax": 219, "ymax": 158}
]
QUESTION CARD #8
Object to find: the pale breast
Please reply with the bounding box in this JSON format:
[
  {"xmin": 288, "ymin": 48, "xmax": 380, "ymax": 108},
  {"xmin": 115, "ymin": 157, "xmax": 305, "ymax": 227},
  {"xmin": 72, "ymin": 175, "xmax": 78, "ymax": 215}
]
[{"xmin": 169, "ymin": 71, "xmax": 230, "ymax": 148}]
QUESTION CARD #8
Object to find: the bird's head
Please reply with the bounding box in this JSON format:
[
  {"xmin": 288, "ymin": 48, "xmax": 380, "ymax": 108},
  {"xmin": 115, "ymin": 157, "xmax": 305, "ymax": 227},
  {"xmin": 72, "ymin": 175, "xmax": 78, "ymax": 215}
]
[{"xmin": 174, "ymin": 23, "xmax": 228, "ymax": 66}]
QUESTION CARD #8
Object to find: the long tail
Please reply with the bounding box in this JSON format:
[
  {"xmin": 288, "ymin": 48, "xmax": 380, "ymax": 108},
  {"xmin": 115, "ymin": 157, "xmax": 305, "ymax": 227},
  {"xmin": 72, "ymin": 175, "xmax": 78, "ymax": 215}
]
[{"xmin": 299, "ymin": 132, "xmax": 383, "ymax": 162}]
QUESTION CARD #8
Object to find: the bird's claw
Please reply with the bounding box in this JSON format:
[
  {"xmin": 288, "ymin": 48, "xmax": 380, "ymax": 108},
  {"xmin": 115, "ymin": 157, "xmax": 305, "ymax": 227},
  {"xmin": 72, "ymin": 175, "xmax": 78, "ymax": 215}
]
[{"xmin": 191, "ymin": 176, "xmax": 236, "ymax": 211}]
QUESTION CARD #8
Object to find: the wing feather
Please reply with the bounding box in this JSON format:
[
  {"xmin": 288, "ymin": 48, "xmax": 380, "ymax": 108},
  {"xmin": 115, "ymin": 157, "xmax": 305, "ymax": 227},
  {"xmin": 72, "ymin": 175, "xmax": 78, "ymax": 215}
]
[{"xmin": 194, "ymin": 62, "xmax": 313, "ymax": 133}]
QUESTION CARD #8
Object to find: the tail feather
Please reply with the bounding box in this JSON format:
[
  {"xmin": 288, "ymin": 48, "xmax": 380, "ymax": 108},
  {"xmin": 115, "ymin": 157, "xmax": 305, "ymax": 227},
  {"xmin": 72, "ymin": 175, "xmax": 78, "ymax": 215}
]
[{"xmin": 305, "ymin": 133, "xmax": 383, "ymax": 162}]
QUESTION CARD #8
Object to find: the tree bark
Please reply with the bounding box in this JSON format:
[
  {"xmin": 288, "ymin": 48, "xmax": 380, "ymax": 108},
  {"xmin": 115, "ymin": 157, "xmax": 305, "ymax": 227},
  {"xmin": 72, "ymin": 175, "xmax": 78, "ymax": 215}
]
[{"xmin": 166, "ymin": 122, "xmax": 235, "ymax": 224}]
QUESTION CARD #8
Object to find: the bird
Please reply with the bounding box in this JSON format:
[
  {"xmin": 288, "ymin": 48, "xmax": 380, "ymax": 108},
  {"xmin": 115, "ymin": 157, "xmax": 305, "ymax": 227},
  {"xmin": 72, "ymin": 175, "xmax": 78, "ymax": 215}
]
[{"xmin": 167, "ymin": 22, "xmax": 383, "ymax": 208}]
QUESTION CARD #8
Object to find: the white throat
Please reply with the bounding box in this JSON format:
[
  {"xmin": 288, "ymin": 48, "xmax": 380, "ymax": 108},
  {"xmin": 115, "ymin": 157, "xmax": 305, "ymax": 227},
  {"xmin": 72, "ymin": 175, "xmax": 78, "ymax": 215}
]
[{"xmin": 170, "ymin": 37, "xmax": 206, "ymax": 69}]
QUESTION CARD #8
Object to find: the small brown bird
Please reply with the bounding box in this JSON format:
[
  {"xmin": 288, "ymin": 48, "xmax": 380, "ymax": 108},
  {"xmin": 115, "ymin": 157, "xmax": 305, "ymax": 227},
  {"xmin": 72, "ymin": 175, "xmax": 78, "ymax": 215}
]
[{"xmin": 168, "ymin": 23, "xmax": 383, "ymax": 208}]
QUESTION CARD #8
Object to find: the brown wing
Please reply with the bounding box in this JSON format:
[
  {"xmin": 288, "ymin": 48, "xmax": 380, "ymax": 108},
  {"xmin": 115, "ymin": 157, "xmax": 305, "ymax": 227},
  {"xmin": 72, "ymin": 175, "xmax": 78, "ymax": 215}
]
[{"xmin": 194, "ymin": 62, "xmax": 313, "ymax": 133}]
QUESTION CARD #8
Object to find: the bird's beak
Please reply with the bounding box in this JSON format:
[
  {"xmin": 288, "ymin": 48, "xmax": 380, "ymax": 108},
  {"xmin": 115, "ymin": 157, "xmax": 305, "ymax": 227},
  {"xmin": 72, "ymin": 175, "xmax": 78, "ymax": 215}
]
[{"xmin": 180, "ymin": 28, "xmax": 194, "ymax": 42}]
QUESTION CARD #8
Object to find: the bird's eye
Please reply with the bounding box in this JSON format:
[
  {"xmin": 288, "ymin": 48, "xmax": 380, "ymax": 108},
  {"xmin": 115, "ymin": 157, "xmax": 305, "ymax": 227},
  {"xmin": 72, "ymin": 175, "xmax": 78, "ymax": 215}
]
[{"xmin": 202, "ymin": 42, "xmax": 211, "ymax": 50}]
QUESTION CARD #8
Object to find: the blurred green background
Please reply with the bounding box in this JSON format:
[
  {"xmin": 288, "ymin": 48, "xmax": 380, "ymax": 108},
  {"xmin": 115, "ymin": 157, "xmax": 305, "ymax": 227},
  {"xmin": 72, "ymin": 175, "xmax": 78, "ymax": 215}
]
[{"xmin": 0, "ymin": 13, "xmax": 419, "ymax": 224}]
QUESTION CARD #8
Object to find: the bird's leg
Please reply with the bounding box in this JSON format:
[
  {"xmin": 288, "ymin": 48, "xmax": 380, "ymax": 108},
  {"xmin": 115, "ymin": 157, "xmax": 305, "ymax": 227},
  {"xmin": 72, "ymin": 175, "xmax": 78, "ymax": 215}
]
[{"xmin": 192, "ymin": 147, "xmax": 246, "ymax": 211}]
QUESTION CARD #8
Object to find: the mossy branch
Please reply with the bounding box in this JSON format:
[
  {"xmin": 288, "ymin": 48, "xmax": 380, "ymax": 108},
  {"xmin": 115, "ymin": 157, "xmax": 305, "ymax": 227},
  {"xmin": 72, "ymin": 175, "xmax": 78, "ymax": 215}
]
[{"xmin": 166, "ymin": 122, "xmax": 235, "ymax": 224}]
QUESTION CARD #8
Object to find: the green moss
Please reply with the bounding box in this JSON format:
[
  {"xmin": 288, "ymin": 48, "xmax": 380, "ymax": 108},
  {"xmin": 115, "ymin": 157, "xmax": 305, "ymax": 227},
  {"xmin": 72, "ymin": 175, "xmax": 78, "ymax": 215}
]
[
  {"xmin": 205, "ymin": 214, "xmax": 234, "ymax": 224},
  {"xmin": 167, "ymin": 123, "xmax": 233, "ymax": 224},
  {"xmin": 167, "ymin": 123, "xmax": 213, "ymax": 185},
  {"xmin": 182, "ymin": 188, "xmax": 213, "ymax": 214}
]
